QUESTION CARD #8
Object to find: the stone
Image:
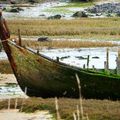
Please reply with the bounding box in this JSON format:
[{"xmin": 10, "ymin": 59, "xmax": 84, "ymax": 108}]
[
  {"xmin": 116, "ymin": 12, "xmax": 120, "ymax": 17},
  {"xmin": 10, "ymin": 8, "xmax": 19, "ymax": 13},
  {"xmin": 16, "ymin": 7, "xmax": 24, "ymax": 11},
  {"xmin": 106, "ymin": 13, "xmax": 113, "ymax": 17},
  {"xmin": 6, "ymin": 7, "xmax": 24, "ymax": 13},
  {"xmin": 48, "ymin": 14, "xmax": 61, "ymax": 19},
  {"xmin": 38, "ymin": 37, "xmax": 49, "ymax": 42},
  {"xmin": 2, "ymin": 7, "xmax": 12, "ymax": 12},
  {"xmin": 10, "ymin": 0, "xmax": 16, "ymax": 4},
  {"xmin": 39, "ymin": 14, "xmax": 45, "ymax": 16},
  {"xmin": 96, "ymin": 13, "xmax": 102, "ymax": 16},
  {"xmin": 28, "ymin": 0, "xmax": 36, "ymax": 4},
  {"xmin": 86, "ymin": 2, "xmax": 120, "ymax": 17}
]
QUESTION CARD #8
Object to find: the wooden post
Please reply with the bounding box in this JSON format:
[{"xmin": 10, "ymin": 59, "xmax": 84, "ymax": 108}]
[
  {"xmin": 87, "ymin": 55, "xmax": 90, "ymax": 69},
  {"xmin": 115, "ymin": 67, "xmax": 118, "ymax": 75},
  {"xmin": 55, "ymin": 97, "xmax": 61, "ymax": 120},
  {"xmin": 8, "ymin": 98, "xmax": 11, "ymax": 110},
  {"xmin": 92, "ymin": 65, "xmax": 95, "ymax": 70},
  {"xmin": 76, "ymin": 105, "xmax": 80, "ymax": 120},
  {"xmin": 18, "ymin": 29, "xmax": 22, "ymax": 46},
  {"xmin": 37, "ymin": 49, "xmax": 39, "ymax": 54},
  {"xmin": 73, "ymin": 113, "xmax": 77, "ymax": 120},
  {"xmin": 56, "ymin": 57, "xmax": 59, "ymax": 62},
  {"xmin": 104, "ymin": 61, "xmax": 107, "ymax": 71},
  {"xmin": 83, "ymin": 64, "xmax": 85, "ymax": 69},
  {"xmin": 14, "ymin": 98, "xmax": 18, "ymax": 109},
  {"xmin": 106, "ymin": 48, "xmax": 109, "ymax": 70},
  {"xmin": 75, "ymin": 74, "xmax": 84, "ymax": 120},
  {"xmin": 116, "ymin": 51, "xmax": 120, "ymax": 74}
]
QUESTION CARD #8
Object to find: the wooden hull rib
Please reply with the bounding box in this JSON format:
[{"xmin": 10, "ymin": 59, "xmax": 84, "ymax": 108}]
[{"xmin": 5, "ymin": 41, "xmax": 120, "ymax": 100}]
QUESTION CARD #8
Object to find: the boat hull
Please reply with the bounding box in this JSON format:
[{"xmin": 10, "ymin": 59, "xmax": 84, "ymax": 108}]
[{"xmin": 7, "ymin": 42, "xmax": 120, "ymax": 100}]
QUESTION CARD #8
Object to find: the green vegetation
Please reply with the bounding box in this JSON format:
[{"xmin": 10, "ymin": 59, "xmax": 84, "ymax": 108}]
[
  {"xmin": 0, "ymin": 98, "xmax": 120, "ymax": 120},
  {"xmin": 59, "ymin": 1, "xmax": 94, "ymax": 8},
  {"xmin": 43, "ymin": 7, "xmax": 72, "ymax": 14},
  {"xmin": 50, "ymin": 1, "xmax": 94, "ymax": 14}
]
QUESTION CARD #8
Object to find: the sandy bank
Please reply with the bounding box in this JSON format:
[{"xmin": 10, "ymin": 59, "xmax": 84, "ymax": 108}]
[
  {"xmin": 0, "ymin": 109, "xmax": 53, "ymax": 120},
  {"xmin": 0, "ymin": 74, "xmax": 17, "ymax": 85}
]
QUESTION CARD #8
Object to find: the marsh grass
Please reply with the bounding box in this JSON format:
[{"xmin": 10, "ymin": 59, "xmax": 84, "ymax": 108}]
[
  {"xmin": 8, "ymin": 18, "xmax": 120, "ymax": 40},
  {"xmin": 22, "ymin": 40, "xmax": 118, "ymax": 49},
  {"xmin": 0, "ymin": 98, "xmax": 120, "ymax": 120}
]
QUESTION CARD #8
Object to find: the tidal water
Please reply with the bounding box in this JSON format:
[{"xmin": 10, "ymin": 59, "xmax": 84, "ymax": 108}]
[
  {"xmin": 0, "ymin": 85, "xmax": 27, "ymax": 99},
  {"xmin": 40, "ymin": 47, "xmax": 119, "ymax": 69}
]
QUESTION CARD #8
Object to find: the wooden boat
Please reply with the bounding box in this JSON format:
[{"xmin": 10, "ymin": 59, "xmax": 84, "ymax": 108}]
[{"xmin": 1, "ymin": 39, "xmax": 120, "ymax": 100}]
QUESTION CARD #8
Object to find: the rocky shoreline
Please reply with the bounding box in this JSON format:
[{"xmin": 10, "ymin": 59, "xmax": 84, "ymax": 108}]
[
  {"xmin": 1, "ymin": 1, "xmax": 120, "ymax": 19},
  {"xmin": 73, "ymin": 2, "xmax": 120, "ymax": 18},
  {"xmin": 86, "ymin": 2, "xmax": 120, "ymax": 17}
]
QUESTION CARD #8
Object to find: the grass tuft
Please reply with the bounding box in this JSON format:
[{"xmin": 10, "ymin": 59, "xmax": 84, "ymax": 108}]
[{"xmin": 0, "ymin": 98, "xmax": 120, "ymax": 120}]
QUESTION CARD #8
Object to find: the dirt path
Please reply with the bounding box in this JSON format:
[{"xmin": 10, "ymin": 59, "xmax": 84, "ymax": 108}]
[{"xmin": 0, "ymin": 109, "xmax": 53, "ymax": 120}]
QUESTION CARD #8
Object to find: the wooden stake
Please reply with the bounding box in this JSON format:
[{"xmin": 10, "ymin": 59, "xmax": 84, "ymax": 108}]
[
  {"xmin": 106, "ymin": 48, "xmax": 109, "ymax": 70},
  {"xmin": 86, "ymin": 114, "xmax": 89, "ymax": 120},
  {"xmin": 14, "ymin": 98, "xmax": 18, "ymax": 109},
  {"xmin": 56, "ymin": 57, "xmax": 59, "ymax": 62},
  {"xmin": 76, "ymin": 74, "xmax": 84, "ymax": 120},
  {"xmin": 87, "ymin": 55, "xmax": 90, "ymax": 69},
  {"xmin": 73, "ymin": 113, "xmax": 77, "ymax": 120},
  {"xmin": 92, "ymin": 65, "xmax": 95, "ymax": 71},
  {"xmin": 104, "ymin": 61, "xmax": 107, "ymax": 71},
  {"xmin": 76, "ymin": 105, "xmax": 80, "ymax": 120},
  {"xmin": 18, "ymin": 29, "xmax": 22, "ymax": 46},
  {"xmin": 8, "ymin": 98, "xmax": 11, "ymax": 110},
  {"xmin": 55, "ymin": 97, "xmax": 61, "ymax": 120},
  {"xmin": 83, "ymin": 64, "xmax": 85, "ymax": 69}
]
